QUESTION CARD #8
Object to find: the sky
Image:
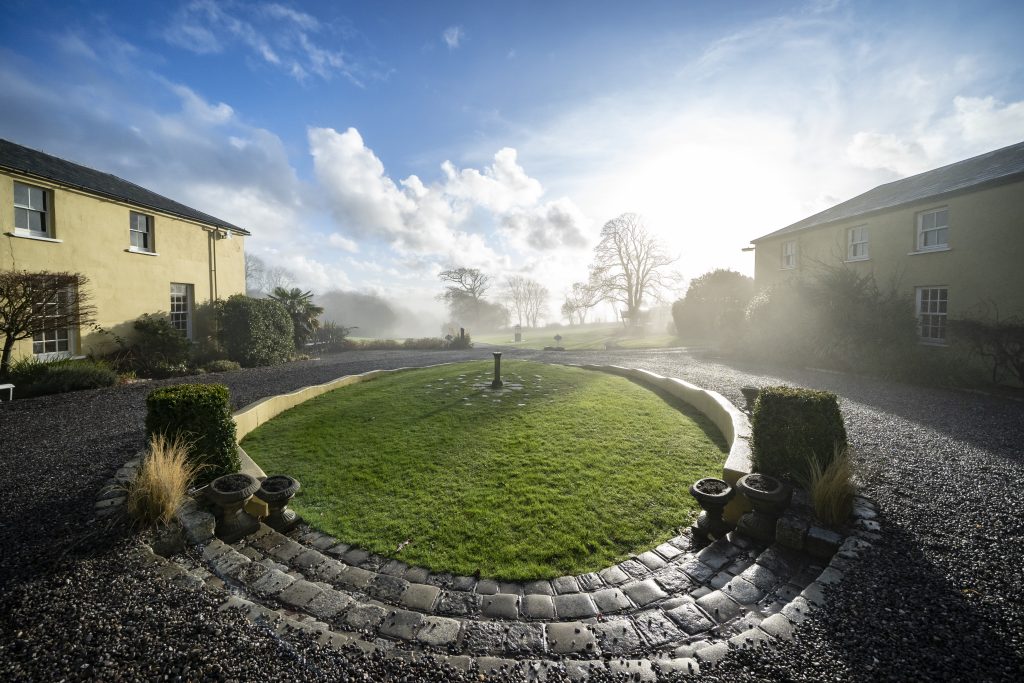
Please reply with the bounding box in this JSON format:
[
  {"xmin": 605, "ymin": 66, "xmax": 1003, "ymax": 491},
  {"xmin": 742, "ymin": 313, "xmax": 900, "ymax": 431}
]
[{"xmin": 2, "ymin": 0, "xmax": 1023, "ymax": 329}]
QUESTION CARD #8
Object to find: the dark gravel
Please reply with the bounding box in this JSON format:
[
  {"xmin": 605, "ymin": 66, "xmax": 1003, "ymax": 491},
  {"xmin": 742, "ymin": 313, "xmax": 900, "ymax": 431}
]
[{"xmin": 2, "ymin": 347, "xmax": 1023, "ymax": 681}]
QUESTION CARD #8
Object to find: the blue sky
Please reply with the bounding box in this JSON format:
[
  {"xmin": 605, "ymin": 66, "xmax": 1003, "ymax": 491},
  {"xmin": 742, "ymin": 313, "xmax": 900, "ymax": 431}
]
[{"xmin": 2, "ymin": 0, "xmax": 1023, "ymax": 326}]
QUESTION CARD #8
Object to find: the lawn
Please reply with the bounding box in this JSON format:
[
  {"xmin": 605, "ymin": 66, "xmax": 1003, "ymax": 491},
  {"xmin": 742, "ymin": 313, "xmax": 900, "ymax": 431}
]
[
  {"xmin": 474, "ymin": 323, "xmax": 681, "ymax": 350},
  {"xmin": 241, "ymin": 360, "xmax": 727, "ymax": 580}
]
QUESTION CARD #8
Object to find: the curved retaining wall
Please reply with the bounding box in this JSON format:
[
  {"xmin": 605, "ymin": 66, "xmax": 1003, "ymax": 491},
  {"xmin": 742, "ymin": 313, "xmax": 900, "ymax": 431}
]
[{"xmin": 231, "ymin": 361, "xmax": 753, "ymax": 520}]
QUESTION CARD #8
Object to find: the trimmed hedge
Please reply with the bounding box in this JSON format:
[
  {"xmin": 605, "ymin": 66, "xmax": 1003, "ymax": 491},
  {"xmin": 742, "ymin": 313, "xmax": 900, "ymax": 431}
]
[
  {"xmin": 145, "ymin": 383, "xmax": 239, "ymax": 485},
  {"xmin": 220, "ymin": 295, "xmax": 293, "ymax": 367},
  {"xmin": 7, "ymin": 357, "xmax": 117, "ymax": 398},
  {"xmin": 751, "ymin": 386, "xmax": 847, "ymax": 480}
]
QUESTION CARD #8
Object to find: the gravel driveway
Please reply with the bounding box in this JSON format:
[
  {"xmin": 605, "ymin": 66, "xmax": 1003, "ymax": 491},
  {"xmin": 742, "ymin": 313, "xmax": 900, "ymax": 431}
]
[{"xmin": 1, "ymin": 347, "xmax": 1022, "ymax": 681}]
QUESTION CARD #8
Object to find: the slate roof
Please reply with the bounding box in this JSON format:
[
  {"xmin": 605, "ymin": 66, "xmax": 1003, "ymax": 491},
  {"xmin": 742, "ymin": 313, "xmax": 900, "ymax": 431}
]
[
  {"xmin": 0, "ymin": 138, "xmax": 249, "ymax": 235},
  {"xmin": 753, "ymin": 140, "xmax": 1024, "ymax": 243}
]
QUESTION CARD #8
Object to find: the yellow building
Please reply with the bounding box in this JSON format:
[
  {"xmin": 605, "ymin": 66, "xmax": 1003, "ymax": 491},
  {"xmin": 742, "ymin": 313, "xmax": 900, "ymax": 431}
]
[
  {"xmin": 1, "ymin": 139, "xmax": 248, "ymax": 362},
  {"xmin": 751, "ymin": 141, "xmax": 1024, "ymax": 346}
]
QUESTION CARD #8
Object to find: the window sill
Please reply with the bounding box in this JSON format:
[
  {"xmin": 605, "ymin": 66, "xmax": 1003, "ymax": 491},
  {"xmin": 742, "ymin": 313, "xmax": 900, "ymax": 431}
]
[
  {"xmin": 780, "ymin": 265, "xmax": 797, "ymax": 270},
  {"xmin": 5, "ymin": 231, "xmax": 62, "ymax": 243},
  {"xmin": 908, "ymin": 247, "xmax": 950, "ymax": 256},
  {"xmin": 126, "ymin": 248, "xmax": 159, "ymax": 256},
  {"xmin": 917, "ymin": 339, "xmax": 948, "ymax": 347},
  {"xmin": 844, "ymin": 257, "xmax": 870, "ymax": 263}
]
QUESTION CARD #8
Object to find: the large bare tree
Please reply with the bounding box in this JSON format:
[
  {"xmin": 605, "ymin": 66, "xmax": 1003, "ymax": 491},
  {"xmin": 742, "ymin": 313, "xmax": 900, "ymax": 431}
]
[
  {"xmin": 506, "ymin": 276, "xmax": 549, "ymax": 328},
  {"xmin": 438, "ymin": 267, "xmax": 491, "ymax": 328},
  {"xmin": 588, "ymin": 213, "xmax": 676, "ymax": 325},
  {"xmin": 0, "ymin": 271, "xmax": 96, "ymax": 376}
]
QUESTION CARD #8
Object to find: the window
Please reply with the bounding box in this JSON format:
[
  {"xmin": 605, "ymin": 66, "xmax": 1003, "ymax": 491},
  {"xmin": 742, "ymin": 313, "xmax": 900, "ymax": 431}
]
[
  {"xmin": 170, "ymin": 283, "xmax": 193, "ymax": 340},
  {"xmin": 14, "ymin": 181, "xmax": 50, "ymax": 237},
  {"xmin": 917, "ymin": 207, "xmax": 949, "ymax": 251},
  {"xmin": 847, "ymin": 225, "xmax": 869, "ymax": 261},
  {"xmin": 916, "ymin": 287, "xmax": 948, "ymax": 344},
  {"xmin": 32, "ymin": 287, "xmax": 73, "ymax": 358},
  {"xmin": 781, "ymin": 240, "xmax": 797, "ymax": 269},
  {"xmin": 129, "ymin": 211, "xmax": 154, "ymax": 252}
]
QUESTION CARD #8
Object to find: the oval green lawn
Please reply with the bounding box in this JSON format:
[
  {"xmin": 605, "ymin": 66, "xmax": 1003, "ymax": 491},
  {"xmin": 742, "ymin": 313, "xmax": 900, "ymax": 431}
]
[{"xmin": 242, "ymin": 360, "xmax": 727, "ymax": 580}]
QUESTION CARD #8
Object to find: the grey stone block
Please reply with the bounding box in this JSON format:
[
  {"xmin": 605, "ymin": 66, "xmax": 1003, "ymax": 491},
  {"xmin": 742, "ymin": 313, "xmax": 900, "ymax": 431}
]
[
  {"xmin": 552, "ymin": 592, "xmax": 598, "ymax": 619},
  {"xmin": 250, "ymin": 567, "xmax": 295, "ymax": 597},
  {"xmin": 728, "ymin": 626, "xmax": 774, "ymax": 650},
  {"xmin": 400, "ymin": 583, "xmax": 441, "ymax": 611},
  {"xmin": 481, "ymin": 593, "xmax": 521, "ymax": 619},
  {"xmin": 378, "ymin": 608, "xmax": 424, "ymax": 640},
  {"xmin": 655, "ymin": 541, "xmax": 685, "ymax": 560},
  {"xmin": 694, "ymin": 640, "xmax": 730, "ymax": 665},
  {"xmin": 723, "ymin": 575, "xmax": 766, "ymax": 605},
  {"xmin": 618, "ymin": 559, "xmax": 651, "ymax": 579},
  {"xmin": 636, "ymin": 550, "xmax": 667, "ymax": 571},
  {"xmin": 656, "ymin": 658, "xmax": 700, "ymax": 677},
  {"xmin": 591, "ymin": 587, "xmax": 631, "ymax": 613},
  {"xmin": 306, "ymin": 589, "xmax": 353, "ymax": 620},
  {"xmin": 521, "ymin": 594, "xmax": 555, "ymax": 619},
  {"xmin": 805, "ymin": 526, "xmax": 843, "ymax": 559},
  {"xmin": 546, "ymin": 622, "xmax": 598, "ymax": 655},
  {"xmin": 551, "ymin": 575, "xmax": 580, "ymax": 594},
  {"xmin": 776, "ymin": 514, "xmax": 809, "ymax": 551},
  {"xmin": 665, "ymin": 602, "xmax": 715, "ymax": 635},
  {"xmin": 416, "ymin": 615, "xmax": 462, "ymax": 647},
  {"xmin": 436, "ymin": 590, "xmax": 482, "ymax": 617},
  {"xmin": 758, "ymin": 612, "xmax": 795, "ymax": 640},
  {"xmin": 462, "ymin": 621, "xmax": 509, "ymax": 654},
  {"xmin": 593, "ymin": 618, "xmax": 643, "ymax": 656},
  {"xmin": 524, "ymin": 580, "xmax": 554, "ymax": 595},
  {"xmin": 695, "ymin": 590, "xmax": 742, "ymax": 623},
  {"xmin": 475, "ymin": 579, "xmax": 500, "ymax": 595},
  {"xmin": 504, "ymin": 622, "xmax": 546, "ymax": 656},
  {"xmin": 621, "ymin": 578, "xmax": 669, "ymax": 606},
  {"xmin": 652, "ymin": 566, "xmax": 694, "ymax": 594},
  {"xmin": 278, "ymin": 579, "xmax": 323, "ymax": 608},
  {"xmin": 344, "ymin": 603, "xmax": 387, "ymax": 630},
  {"xmin": 598, "ymin": 565, "xmax": 629, "ymax": 585},
  {"xmin": 576, "ymin": 572, "xmax": 604, "ymax": 592},
  {"xmin": 631, "ymin": 608, "xmax": 686, "ymax": 647}
]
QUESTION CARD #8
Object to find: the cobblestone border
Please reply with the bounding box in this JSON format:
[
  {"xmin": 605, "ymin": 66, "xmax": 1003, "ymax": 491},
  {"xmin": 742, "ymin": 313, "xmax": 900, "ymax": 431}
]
[{"xmin": 94, "ymin": 364, "xmax": 882, "ymax": 679}]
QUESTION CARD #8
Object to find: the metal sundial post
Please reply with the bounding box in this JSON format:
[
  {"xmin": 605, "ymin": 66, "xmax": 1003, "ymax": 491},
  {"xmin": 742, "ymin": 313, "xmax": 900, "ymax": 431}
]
[{"xmin": 491, "ymin": 352, "xmax": 503, "ymax": 388}]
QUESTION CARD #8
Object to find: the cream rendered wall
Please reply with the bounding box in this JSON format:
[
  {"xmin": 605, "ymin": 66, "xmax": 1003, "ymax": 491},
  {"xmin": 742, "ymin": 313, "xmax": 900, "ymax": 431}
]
[
  {"xmin": 1, "ymin": 170, "xmax": 246, "ymax": 361},
  {"xmin": 753, "ymin": 179, "xmax": 1024, "ymax": 320}
]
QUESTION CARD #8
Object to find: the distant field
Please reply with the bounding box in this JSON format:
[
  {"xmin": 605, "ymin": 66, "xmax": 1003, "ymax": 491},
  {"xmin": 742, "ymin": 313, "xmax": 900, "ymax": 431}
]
[{"xmin": 475, "ymin": 324, "xmax": 681, "ymax": 350}]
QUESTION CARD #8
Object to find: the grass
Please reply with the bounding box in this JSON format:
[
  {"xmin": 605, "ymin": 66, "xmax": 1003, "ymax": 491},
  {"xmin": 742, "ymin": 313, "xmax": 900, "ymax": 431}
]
[
  {"xmin": 799, "ymin": 444, "xmax": 855, "ymax": 527},
  {"xmin": 474, "ymin": 323, "xmax": 681, "ymax": 350},
  {"xmin": 126, "ymin": 434, "xmax": 201, "ymax": 527},
  {"xmin": 242, "ymin": 360, "xmax": 727, "ymax": 580}
]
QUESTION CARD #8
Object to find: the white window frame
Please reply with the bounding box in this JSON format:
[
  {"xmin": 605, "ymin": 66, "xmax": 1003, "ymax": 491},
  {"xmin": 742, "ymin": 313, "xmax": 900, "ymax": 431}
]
[
  {"xmin": 846, "ymin": 225, "xmax": 869, "ymax": 261},
  {"xmin": 32, "ymin": 287, "xmax": 74, "ymax": 360},
  {"xmin": 129, "ymin": 211, "xmax": 154, "ymax": 253},
  {"xmin": 915, "ymin": 286, "xmax": 948, "ymax": 345},
  {"xmin": 781, "ymin": 239, "xmax": 797, "ymax": 269},
  {"xmin": 170, "ymin": 283, "xmax": 193, "ymax": 340},
  {"xmin": 14, "ymin": 181, "xmax": 51, "ymax": 238},
  {"xmin": 916, "ymin": 207, "xmax": 949, "ymax": 252}
]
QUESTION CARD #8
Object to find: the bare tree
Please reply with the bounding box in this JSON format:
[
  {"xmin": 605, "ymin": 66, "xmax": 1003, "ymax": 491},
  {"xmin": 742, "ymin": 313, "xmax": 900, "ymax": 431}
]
[
  {"xmin": 245, "ymin": 253, "xmax": 266, "ymax": 296},
  {"xmin": 588, "ymin": 213, "xmax": 676, "ymax": 326},
  {"xmin": 438, "ymin": 267, "xmax": 491, "ymax": 327},
  {"xmin": 0, "ymin": 271, "xmax": 96, "ymax": 376},
  {"xmin": 505, "ymin": 276, "xmax": 549, "ymax": 328},
  {"xmin": 561, "ymin": 281, "xmax": 601, "ymax": 325},
  {"xmin": 264, "ymin": 265, "xmax": 295, "ymax": 293}
]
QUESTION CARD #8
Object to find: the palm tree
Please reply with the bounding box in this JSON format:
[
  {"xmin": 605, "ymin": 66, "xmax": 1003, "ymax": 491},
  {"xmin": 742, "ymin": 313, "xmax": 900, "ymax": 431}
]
[{"xmin": 268, "ymin": 287, "xmax": 324, "ymax": 349}]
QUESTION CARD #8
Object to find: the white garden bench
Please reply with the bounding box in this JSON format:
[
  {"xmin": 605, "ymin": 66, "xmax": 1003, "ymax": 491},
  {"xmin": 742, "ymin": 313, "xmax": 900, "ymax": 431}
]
[{"xmin": 0, "ymin": 383, "xmax": 13, "ymax": 401}]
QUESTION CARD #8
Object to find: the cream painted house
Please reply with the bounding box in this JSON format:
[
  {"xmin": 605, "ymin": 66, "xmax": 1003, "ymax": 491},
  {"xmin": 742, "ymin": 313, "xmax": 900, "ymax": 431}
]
[
  {"xmin": 751, "ymin": 141, "xmax": 1024, "ymax": 346},
  {"xmin": 1, "ymin": 139, "xmax": 248, "ymax": 362}
]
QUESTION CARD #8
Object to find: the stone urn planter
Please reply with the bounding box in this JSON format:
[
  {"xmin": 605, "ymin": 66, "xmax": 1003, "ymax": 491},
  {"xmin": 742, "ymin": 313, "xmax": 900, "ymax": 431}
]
[
  {"xmin": 740, "ymin": 385, "xmax": 760, "ymax": 413},
  {"xmin": 689, "ymin": 477, "xmax": 736, "ymax": 541},
  {"xmin": 206, "ymin": 473, "xmax": 261, "ymax": 542},
  {"xmin": 735, "ymin": 473, "xmax": 792, "ymax": 543},
  {"xmin": 255, "ymin": 475, "xmax": 302, "ymax": 533}
]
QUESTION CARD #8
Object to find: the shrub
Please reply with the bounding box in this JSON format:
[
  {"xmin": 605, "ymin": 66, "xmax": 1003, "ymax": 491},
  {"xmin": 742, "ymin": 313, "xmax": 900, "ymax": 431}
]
[
  {"xmin": 797, "ymin": 444, "xmax": 855, "ymax": 528},
  {"xmin": 672, "ymin": 269, "xmax": 755, "ymax": 342},
  {"xmin": 203, "ymin": 359, "xmax": 241, "ymax": 373},
  {"xmin": 751, "ymin": 386, "xmax": 847, "ymax": 481},
  {"xmin": 127, "ymin": 433, "xmax": 201, "ymax": 527},
  {"xmin": 402, "ymin": 337, "xmax": 446, "ymax": 350},
  {"xmin": 145, "ymin": 383, "xmax": 238, "ymax": 485},
  {"xmin": 316, "ymin": 321, "xmax": 357, "ymax": 353},
  {"xmin": 8, "ymin": 357, "xmax": 117, "ymax": 398},
  {"xmin": 220, "ymin": 295, "xmax": 293, "ymax": 367},
  {"xmin": 950, "ymin": 315, "xmax": 1024, "ymax": 385},
  {"xmin": 132, "ymin": 313, "xmax": 192, "ymax": 367},
  {"xmin": 447, "ymin": 332, "xmax": 473, "ymax": 350}
]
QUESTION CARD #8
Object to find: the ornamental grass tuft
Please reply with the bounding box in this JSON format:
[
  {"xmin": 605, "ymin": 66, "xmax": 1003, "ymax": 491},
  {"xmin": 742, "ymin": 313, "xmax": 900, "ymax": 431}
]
[
  {"xmin": 798, "ymin": 443, "xmax": 855, "ymax": 528},
  {"xmin": 127, "ymin": 434, "xmax": 201, "ymax": 527}
]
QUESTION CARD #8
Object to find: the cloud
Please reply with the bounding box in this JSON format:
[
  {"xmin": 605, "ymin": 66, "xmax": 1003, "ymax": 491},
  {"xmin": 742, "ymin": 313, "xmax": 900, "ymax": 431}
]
[
  {"xmin": 164, "ymin": 0, "xmax": 373, "ymax": 84},
  {"xmin": 328, "ymin": 233, "xmax": 360, "ymax": 252},
  {"xmin": 309, "ymin": 126, "xmax": 589, "ymax": 263},
  {"xmin": 442, "ymin": 25, "xmax": 464, "ymax": 49},
  {"xmin": 848, "ymin": 96, "xmax": 1024, "ymax": 176},
  {"xmin": 500, "ymin": 198, "xmax": 588, "ymax": 251}
]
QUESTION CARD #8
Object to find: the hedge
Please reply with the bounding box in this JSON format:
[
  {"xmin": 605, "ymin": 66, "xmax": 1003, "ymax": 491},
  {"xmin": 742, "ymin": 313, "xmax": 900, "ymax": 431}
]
[
  {"xmin": 220, "ymin": 295, "xmax": 293, "ymax": 367},
  {"xmin": 145, "ymin": 383, "xmax": 239, "ymax": 485},
  {"xmin": 751, "ymin": 385, "xmax": 847, "ymax": 480},
  {"xmin": 7, "ymin": 357, "xmax": 117, "ymax": 398}
]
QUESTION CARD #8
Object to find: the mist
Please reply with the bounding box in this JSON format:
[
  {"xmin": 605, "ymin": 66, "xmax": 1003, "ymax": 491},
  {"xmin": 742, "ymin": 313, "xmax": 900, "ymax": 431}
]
[{"xmin": 316, "ymin": 290, "xmax": 444, "ymax": 339}]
